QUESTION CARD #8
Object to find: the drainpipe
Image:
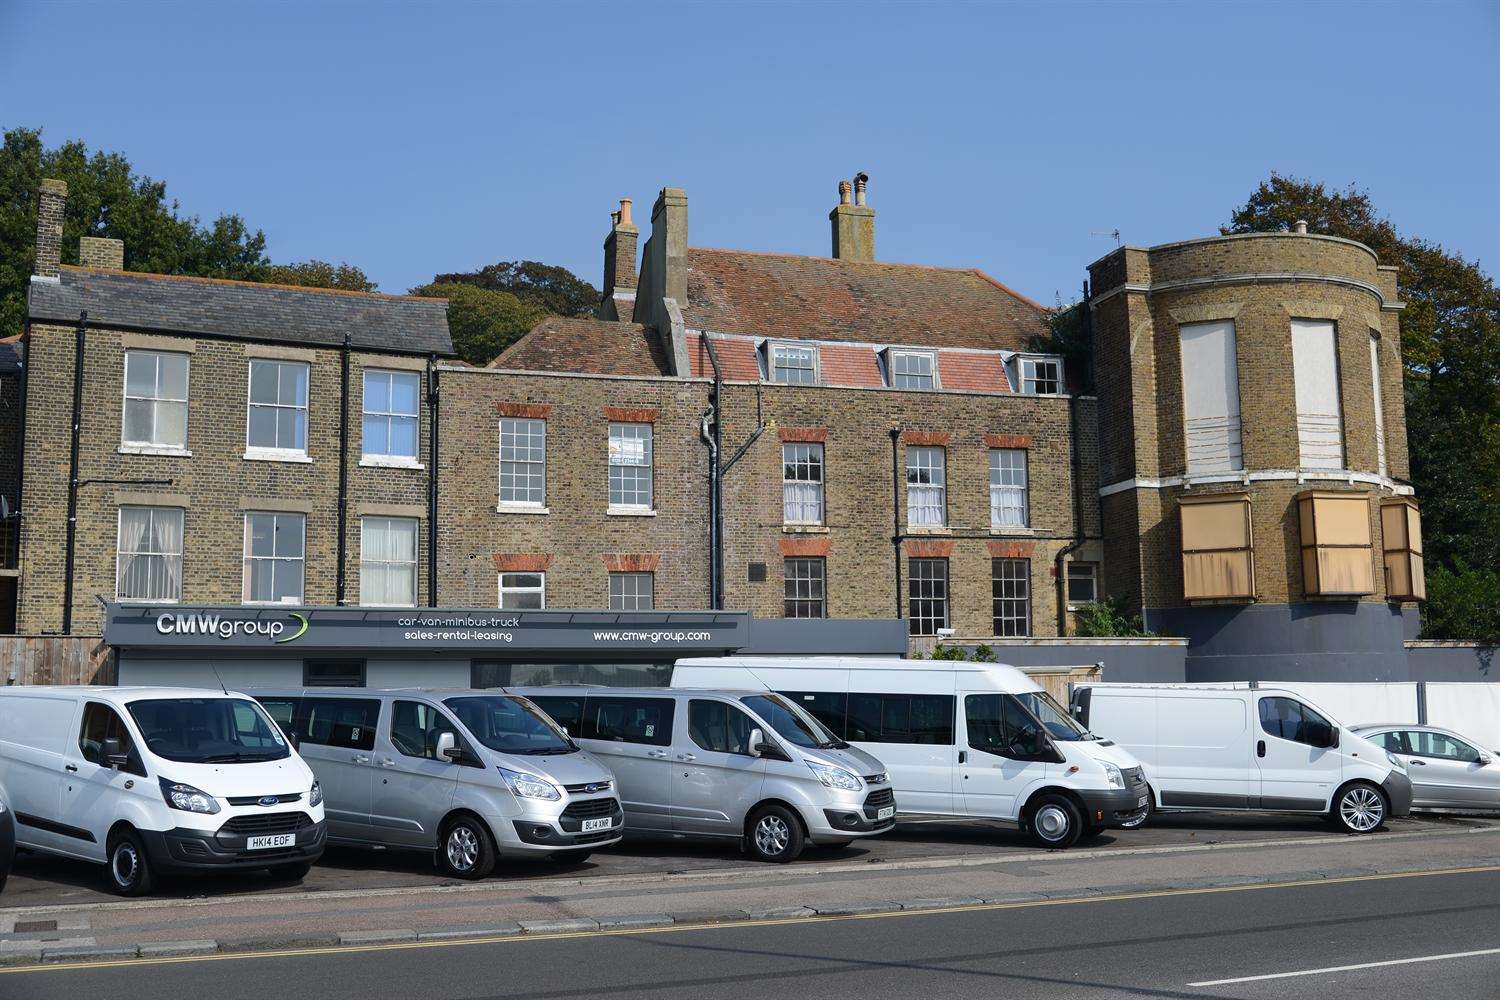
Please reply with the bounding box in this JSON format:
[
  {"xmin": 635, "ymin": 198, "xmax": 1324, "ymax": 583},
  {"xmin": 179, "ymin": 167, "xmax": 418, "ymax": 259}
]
[
  {"xmin": 699, "ymin": 335, "xmax": 725, "ymax": 609},
  {"xmin": 889, "ymin": 428, "xmax": 903, "ymax": 619},
  {"xmin": 335, "ymin": 332, "xmax": 351, "ymax": 605},
  {"xmin": 426, "ymin": 353, "xmax": 439, "ymax": 608},
  {"xmin": 1054, "ymin": 284, "xmax": 1092, "ymax": 636},
  {"xmin": 61, "ymin": 311, "xmax": 87, "ymax": 634}
]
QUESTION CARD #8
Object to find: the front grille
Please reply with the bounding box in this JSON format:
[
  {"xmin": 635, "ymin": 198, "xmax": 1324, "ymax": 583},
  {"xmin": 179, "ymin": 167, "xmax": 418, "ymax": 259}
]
[
  {"xmin": 220, "ymin": 812, "xmax": 313, "ymax": 836},
  {"xmin": 563, "ymin": 780, "xmax": 613, "ymax": 794},
  {"xmin": 227, "ymin": 793, "xmax": 303, "ymax": 806},
  {"xmin": 863, "ymin": 787, "xmax": 895, "ymax": 811},
  {"xmin": 1122, "ymin": 766, "xmax": 1145, "ymax": 786},
  {"xmin": 863, "ymin": 773, "xmax": 888, "ymax": 785},
  {"xmin": 562, "ymin": 798, "xmax": 617, "ymax": 821}
]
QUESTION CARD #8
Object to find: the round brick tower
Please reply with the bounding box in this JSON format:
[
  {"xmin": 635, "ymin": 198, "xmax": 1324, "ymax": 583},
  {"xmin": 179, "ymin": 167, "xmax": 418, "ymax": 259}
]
[{"xmin": 1087, "ymin": 228, "xmax": 1422, "ymax": 681}]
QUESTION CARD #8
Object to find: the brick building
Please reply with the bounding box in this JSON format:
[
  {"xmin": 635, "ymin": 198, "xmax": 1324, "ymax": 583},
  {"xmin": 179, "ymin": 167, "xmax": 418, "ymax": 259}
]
[{"xmin": 6, "ymin": 175, "xmax": 1426, "ymax": 681}]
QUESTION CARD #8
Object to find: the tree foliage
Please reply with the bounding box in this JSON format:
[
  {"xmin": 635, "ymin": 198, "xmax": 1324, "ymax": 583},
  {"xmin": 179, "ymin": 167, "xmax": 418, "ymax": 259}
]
[
  {"xmin": 409, "ymin": 282, "xmax": 545, "ymax": 367},
  {"xmin": 262, "ymin": 260, "xmax": 378, "ymax": 292},
  {"xmin": 431, "ymin": 260, "xmax": 599, "ymax": 318},
  {"xmin": 1224, "ymin": 174, "xmax": 1500, "ymax": 639},
  {"xmin": 1421, "ymin": 562, "xmax": 1500, "ymax": 644},
  {"xmin": 1073, "ymin": 597, "xmax": 1154, "ymax": 638}
]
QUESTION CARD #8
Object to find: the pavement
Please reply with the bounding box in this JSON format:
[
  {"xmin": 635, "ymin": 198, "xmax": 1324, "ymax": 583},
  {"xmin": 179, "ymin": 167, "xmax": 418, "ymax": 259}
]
[{"xmin": 0, "ymin": 812, "xmax": 1496, "ymax": 979}]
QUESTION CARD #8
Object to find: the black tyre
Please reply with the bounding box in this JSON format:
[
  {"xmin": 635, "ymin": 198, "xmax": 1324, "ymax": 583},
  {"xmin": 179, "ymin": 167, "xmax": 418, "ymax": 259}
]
[
  {"xmin": 746, "ymin": 804, "xmax": 805, "ymax": 863},
  {"xmin": 1025, "ymin": 793, "xmax": 1084, "ymax": 849},
  {"xmin": 549, "ymin": 850, "xmax": 593, "ymax": 865},
  {"xmin": 268, "ymin": 861, "xmax": 313, "ymax": 881},
  {"xmin": 1119, "ymin": 786, "xmax": 1153, "ymax": 830},
  {"xmin": 437, "ymin": 815, "xmax": 497, "ymax": 879},
  {"xmin": 106, "ymin": 828, "xmax": 155, "ymax": 896},
  {"xmin": 1331, "ymin": 782, "xmax": 1388, "ymax": 834}
]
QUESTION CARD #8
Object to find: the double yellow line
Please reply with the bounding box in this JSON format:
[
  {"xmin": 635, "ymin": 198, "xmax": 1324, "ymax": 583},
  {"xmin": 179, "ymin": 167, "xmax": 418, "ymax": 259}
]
[{"xmin": 6, "ymin": 863, "xmax": 1497, "ymax": 976}]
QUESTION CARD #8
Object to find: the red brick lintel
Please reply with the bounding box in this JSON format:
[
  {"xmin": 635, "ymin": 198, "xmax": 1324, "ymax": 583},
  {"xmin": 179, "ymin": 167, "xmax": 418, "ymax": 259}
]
[
  {"xmin": 603, "ymin": 406, "xmax": 658, "ymax": 423},
  {"xmin": 987, "ymin": 540, "xmax": 1036, "ymax": 559},
  {"xmin": 497, "ymin": 402, "xmax": 553, "ymax": 419},
  {"xmin": 778, "ymin": 426, "xmax": 828, "ymax": 443},
  {"xmin": 602, "ymin": 553, "xmax": 662, "ymax": 573},
  {"xmin": 905, "ymin": 539, "xmax": 955, "ymax": 558},
  {"xmin": 900, "ymin": 430, "xmax": 951, "ymax": 446},
  {"xmin": 984, "ymin": 433, "xmax": 1032, "ymax": 449},
  {"xmin": 493, "ymin": 553, "xmax": 553, "ymax": 573},
  {"xmin": 780, "ymin": 537, "xmax": 831, "ymax": 558}
]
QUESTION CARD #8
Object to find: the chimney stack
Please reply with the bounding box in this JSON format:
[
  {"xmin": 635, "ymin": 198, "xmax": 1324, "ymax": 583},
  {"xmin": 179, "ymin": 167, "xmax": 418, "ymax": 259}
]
[
  {"xmin": 600, "ymin": 197, "xmax": 640, "ymax": 320},
  {"xmin": 80, "ymin": 236, "xmax": 125, "ymax": 270},
  {"xmin": 34, "ymin": 178, "xmax": 67, "ymax": 279},
  {"xmin": 829, "ymin": 173, "xmax": 874, "ymax": 261},
  {"xmin": 1293, "ymin": 219, "xmax": 1309, "ymax": 234}
]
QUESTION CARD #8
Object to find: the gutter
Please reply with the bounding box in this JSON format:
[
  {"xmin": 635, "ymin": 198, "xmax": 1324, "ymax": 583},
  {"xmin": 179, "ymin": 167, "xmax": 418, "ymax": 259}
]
[{"xmin": 427, "ymin": 353, "xmax": 440, "ymax": 607}]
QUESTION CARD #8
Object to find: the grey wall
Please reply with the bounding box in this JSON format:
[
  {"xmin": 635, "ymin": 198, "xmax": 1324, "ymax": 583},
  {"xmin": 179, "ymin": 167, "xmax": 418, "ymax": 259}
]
[
  {"xmin": 926, "ymin": 640, "xmax": 1189, "ymax": 683},
  {"xmin": 117, "ymin": 655, "xmax": 473, "ymax": 690},
  {"xmin": 1405, "ymin": 643, "xmax": 1499, "ymax": 681},
  {"xmin": 744, "ymin": 617, "xmax": 909, "ymax": 656}
]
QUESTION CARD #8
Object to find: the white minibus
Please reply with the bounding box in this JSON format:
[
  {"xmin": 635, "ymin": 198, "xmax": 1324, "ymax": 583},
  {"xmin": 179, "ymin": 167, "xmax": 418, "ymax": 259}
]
[
  {"xmin": 1073, "ymin": 685, "xmax": 1414, "ymax": 833},
  {"xmin": 0, "ymin": 686, "xmax": 326, "ymax": 895},
  {"xmin": 672, "ymin": 657, "xmax": 1148, "ymax": 848}
]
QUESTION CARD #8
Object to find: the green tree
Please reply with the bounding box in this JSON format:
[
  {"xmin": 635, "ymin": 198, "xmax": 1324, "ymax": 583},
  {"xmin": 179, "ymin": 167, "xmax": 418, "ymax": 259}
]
[
  {"xmin": 432, "ymin": 260, "xmax": 599, "ymax": 318},
  {"xmin": 1073, "ymin": 597, "xmax": 1154, "ymax": 638},
  {"xmin": 262, "ymin": 260, "xmax": 378, "ymax": 292},
  {"xmin": 410, "ymin": 282, "xmax": 545, "ymax": 367},
  {"xmin": 1421, "ymin": 562, "xmax": 1500, "ymax": 644},
  {"xmin": 1224, "ymin": 174, "xmax": 1500, "ymax": 639}
]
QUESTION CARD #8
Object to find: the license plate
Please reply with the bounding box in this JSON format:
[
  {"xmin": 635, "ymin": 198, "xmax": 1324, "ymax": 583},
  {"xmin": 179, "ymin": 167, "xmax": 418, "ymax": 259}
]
[
  {"xmin": 1136, "ymin": 797, "xmax": 1148, "ymax": 809},
  {"xmin": 246, "ymin": 833, "xmax": 295, "ymax": 850},
  {"xmin": 877, "ymin": 806, "xmax": 895, "ymax": 821},
  {"xmin": 580, "ymin": 817, "xmax": 613, "ymax": 833}
]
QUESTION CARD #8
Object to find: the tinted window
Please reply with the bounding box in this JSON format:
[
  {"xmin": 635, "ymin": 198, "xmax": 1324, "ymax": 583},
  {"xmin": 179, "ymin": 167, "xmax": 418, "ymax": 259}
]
[
  {"xmin": 445, "ymin": 696, "xmax": 573, "ymax": 754},
  {"xmin": 1367, "ymin": 730, "xmax": 1408, "ymax": 754},
  {"xmin": 742, "ymin": 694, "xmax": 842, "ymax": 749},
  {"xmin": 1407, "ymin": 730, "xmax": 1481, "ymax": 762},
  {"xmin": 390, "ymin": 701, "xmax": 460, "ymax": 760},
  {"xmin": 1015, "ymin": 691, "xmax": 1090, "ymax": 741},
  {"xmin": 584, "ymin": 696, "xmax": 673, "ymax": 746},
  {"xmin": 847, "ymin": 693, "xmax": 954, "ymax": 745},
  {"xmin": 528, "ymin": 695, "xmax": 584, "ymax": 737},
  {"xmin": 304, "ymin": 660, "xmax": 366, "ymax": 688},
  {"xmin": 1258, "ymin": 697, "xmax": 1335, "ymax": 747},
  {"xmin": 127, "ymin": 698, "xmax": 290, "ymax": 763},
  {"xmin": 688, "ymin": 700, "xmax": 756, "ymax": 755},
  {"xmin": 778, "ymin": 691, "xmax": 848, "ymax": 738},
  {"xmin": 303, "ymin": 697, "xmax": 380, "ymax": 751},
  {"xmin": 78, "ymin": 702, "xmax": 146, "ymax": 776},
  {"xmin": 473, "ymin": 662, "xmax": 675, "ymax": 688},
  {"xmin": 966, "ymin": 694, "xmax": 1048, "ymax": 759},
  {"xmin": 257, "ymin": 697, "xmax": 299, "ymax": 731}
]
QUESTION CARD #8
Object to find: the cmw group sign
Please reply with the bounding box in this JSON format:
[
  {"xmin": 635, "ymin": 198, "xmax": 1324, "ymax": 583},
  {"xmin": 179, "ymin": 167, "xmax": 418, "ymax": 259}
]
[{"xmin": 155, "ymin": 610, "xmax": 308, "ymax": 643}]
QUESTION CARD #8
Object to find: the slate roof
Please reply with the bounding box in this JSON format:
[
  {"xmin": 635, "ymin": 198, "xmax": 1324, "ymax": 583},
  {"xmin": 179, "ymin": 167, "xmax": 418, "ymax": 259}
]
[
  {"xmin": 683, "ymin": 247, "xmax": 1050, "ymax": 351},
  {"xmin": 28, "ymin": 266, "xmax": 453, "ymax": 356},
  {"xmin": 489, "ymin": 316, "xmax": 670, "ymax": 377}
]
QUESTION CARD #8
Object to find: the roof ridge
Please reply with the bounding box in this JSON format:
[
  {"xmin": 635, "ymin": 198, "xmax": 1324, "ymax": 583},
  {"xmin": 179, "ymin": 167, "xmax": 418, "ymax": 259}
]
[
  {"xmin": 61, "ymin": 265, "xmax": 447, "ymax": 305},
  {"xmin": 690, "ymin": 245, "xmax": 990, "ymax": 277}
]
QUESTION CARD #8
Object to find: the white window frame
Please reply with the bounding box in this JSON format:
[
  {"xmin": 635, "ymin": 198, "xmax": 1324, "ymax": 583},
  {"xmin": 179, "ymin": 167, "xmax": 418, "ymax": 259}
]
[
  {"xmin": 608, "ymin": 422, "xmax": 654, "ymax": 512},
  {"xmin": 1066, "ymin": 561, "xmax": 1099, "ymax": 608},
  {"xmin": 989, "ymin": 448, "xmax": 1029, "ymax": 528},
  {"xmin": 120, "ymin": 349, "xmax": 190, "ymax": 453},
  {"xmin": 498, "ymin": 571, "xmax": 546, "ymax": 609},
  {"xmin": 244, "ymin": 359, "xmax": 311, "ymax": 461},
  {"xmin": 359, "ymin": 515, "xmax": 418, "ymax": 608},
  {"xmin": 115, "ymin": 505, "xmax": 184, "ymax": 603},
  {"xmin": 608, "ymin": 572, "xmax": 654, "ymax": 611},
  {"xmin": 782, "ymin": 442, "xmax": 825, "ymax": 525},
  {"xmin": 241, "ymin": 511, "xmax": 306, "ymax": 606},
  {"xmin": 1018, "ymin": 355, "xmax": 1063, "ymax": 395},
  {"xmin": 1291, "ymin": 318, "xmax": 1346, "ymax": 470},
  {"xmin": 905, "ymin": 445, "xmax": 947, "ymax": 528},
  {"xmin": 783, "ymin": 557, "xmax": 827, "ymax": 619},
  {"xmin": 889, "ymin": 349, "xmax": 938, "ymax": 390},
  {"xmin": 1370, "ymin": 331, "xmax": 1387, "ymax": 477},
  {"xmin": 499, "ymin": 417, "xmax": 547, "ymax": 509},
  {"xmin": 768, "ymin": 342, "xmax": 820, "ymax": 385},
  {"xmin": 361, "ymin": 369, "xmax": 421, "ymax": 466}
]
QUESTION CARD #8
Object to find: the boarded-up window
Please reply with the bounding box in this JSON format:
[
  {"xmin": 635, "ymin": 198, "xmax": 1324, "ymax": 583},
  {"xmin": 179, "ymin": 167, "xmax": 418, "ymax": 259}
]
[
  {"xmin": 1179, "ymin": 321, "xmax": 1243, "ymax": 473},
  {"xmin": 1297, "ymin": 492, "xmax": 1374, "ymax": 596},
  {"xmin": 1369, "ymin": 332, "xmax": 1388, "ymax": 477},
  {"xmin": 1292, "ymin": 319, "xmax": 1345, "ymax": 469},
  {"xmin": 1180, "ymin": 494, "xmax": 1255, "ymax": 600},
  {"xmin": 1381, "ymin": 499, "xmax": 1426, "ymax": 601}
]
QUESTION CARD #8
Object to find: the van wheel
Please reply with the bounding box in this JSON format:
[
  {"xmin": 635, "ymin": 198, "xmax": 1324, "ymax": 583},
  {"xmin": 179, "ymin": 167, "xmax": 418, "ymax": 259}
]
[
  {"xmin": 106, "ymin": 829, "xmax": 155, "ymax": 896},
  {"xmin": 549, "ymin": 850, "xmax": 592, "ymax": 865},
  {"xmin": 747, "ymin": 804, "xmax": 805, "ymax": 863},
  {"xmin": 1332, "ymin": 782, "xmax": 1388, "ymax": 834},
  {"xmin": 1025, "ymin": 793, "xmax": 1083, "ymax": 849},
  {"xmin": 268, "ymin": 861, "xmax": 312, "ymax": 882},
  {"xmin": 438, "ymin": 816, "xmax": 496, "ymax": 879}
]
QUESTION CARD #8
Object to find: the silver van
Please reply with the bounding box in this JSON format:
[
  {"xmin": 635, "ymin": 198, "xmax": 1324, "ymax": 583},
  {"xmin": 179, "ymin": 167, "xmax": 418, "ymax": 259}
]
[
  {"xmin": 251, "ymin": 689, "xmax": 621, "ymax": 879},
  {"xmin": 514, "ymin": 686, "xmax": 895, "ymax": 862}
]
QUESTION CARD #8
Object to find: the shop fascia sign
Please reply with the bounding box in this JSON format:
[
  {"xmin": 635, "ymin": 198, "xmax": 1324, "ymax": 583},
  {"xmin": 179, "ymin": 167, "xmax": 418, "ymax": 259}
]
[{"xmin": 154, "ymin": 610, "xmax": 308, "ymax": 644}]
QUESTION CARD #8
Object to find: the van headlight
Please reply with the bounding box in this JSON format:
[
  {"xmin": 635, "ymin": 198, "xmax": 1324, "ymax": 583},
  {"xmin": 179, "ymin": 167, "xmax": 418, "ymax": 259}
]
[
  {"xmin": 1385, "ymin": 751, "xmax": 1407, "ymax": 773},
  {"xmin": 309, "ymin": 780, "xmax": 323, "ymax": 807},
  {"xmin": 808, "ymin": 762, "xmax": 862, "ymax": 791},
  {"xmin": 159, "ymin": 777, "xmax": 220, "ymax": 814},
  {"xmin": 1100, "ymin": 762, "xmax": 1125, "ymax": 790},
  {"xmin": 499, "ymin": 767, "xmax": 561, "ymax": 801}
]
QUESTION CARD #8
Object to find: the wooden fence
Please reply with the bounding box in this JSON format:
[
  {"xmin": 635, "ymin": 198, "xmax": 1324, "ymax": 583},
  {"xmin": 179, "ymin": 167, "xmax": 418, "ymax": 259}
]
[{"xmin": 0, "ymin": 635, "xmax": 115, "ymax": 685}]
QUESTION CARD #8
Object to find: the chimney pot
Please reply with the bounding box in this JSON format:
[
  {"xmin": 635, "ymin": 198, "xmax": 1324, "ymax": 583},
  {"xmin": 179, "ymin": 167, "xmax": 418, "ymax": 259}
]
[
  {"xmin": 1293, "ymin": 219, "xmax": 1309, "ymax": 234},
  {"xmin": 838, "ymin": 180, "xmax": 852, "ymax": 206},
  {"xmin": 829, "ymin": 175, "xmax": 874, "ymax": 261},
  {"xmin": 619, "ymin": 198, "xmax": 633, "ymax": 226},
  {"xmin": 854, "ymin": 172, "xmax": 869, "ymax": 207}
]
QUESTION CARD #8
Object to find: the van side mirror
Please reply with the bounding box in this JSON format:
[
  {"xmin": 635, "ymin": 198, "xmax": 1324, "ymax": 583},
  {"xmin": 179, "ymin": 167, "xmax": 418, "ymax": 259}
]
[
  {"xmin": 435, "ymin": 731, "xmax": 458, "ymax": 761},
  {"xmin": 1479, "ymin": 753, "xmax": 1493, "ymax": 766},
  {"xmin": 747, "ymin": 728, "xmax": 765, "ymax": 757},
  {"xmin": 1322, "ymin": 726, "xmax": 1340, "ymax": 749},
  {"xmin": 100, "ymin": 737, "xmax": 130, "ymax": 769}
]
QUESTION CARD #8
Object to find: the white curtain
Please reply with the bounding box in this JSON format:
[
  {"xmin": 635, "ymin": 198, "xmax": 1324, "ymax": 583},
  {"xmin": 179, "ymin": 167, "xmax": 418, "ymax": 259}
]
[
  {"xmin": 154, "ymin": 509, "xmax": 184, "ymax": 600},
  {"xmin": 116, "ymin": 509, "xmax": 149, "ymax": 599}
]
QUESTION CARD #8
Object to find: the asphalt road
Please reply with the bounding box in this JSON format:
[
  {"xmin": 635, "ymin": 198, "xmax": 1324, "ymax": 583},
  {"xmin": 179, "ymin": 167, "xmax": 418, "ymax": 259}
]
[
  {"xmin": 1, "ymin": 811, "xmax": 1474, "ymax": 907},
  {"xmin": 4, "ymin": 864, "xmax": 1497, "ymax": 999}
]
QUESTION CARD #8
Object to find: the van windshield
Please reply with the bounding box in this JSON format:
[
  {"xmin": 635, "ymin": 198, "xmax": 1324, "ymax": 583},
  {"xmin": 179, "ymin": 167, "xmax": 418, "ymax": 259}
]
[
  {"xmin": 1015, "ymin": 691, "xmax": 1091, "ymax": 741},
  {"xmin": 126, "ymin": 698, "xmax": 291, "ymax": 763},
  {"xmin": 445, "ymin": 696, "xmax": 575, "ymax": 755},
  {"xmin": 742, "ymin": 694, "xmax": 847, "ymax": 750}
]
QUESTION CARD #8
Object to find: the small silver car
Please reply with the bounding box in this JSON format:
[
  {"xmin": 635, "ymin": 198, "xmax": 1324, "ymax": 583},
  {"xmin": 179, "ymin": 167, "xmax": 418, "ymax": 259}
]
[
  {"xmin": 253, "ymin": 689, "xmax": 622, "ymax": 878},
  {"xmin": 1351, "ymin": 724, "xmax": 1500, "ymax": 811},
  {"xmin": 516, "ymin": 686, "xmax": 895, "ymax": 863}
]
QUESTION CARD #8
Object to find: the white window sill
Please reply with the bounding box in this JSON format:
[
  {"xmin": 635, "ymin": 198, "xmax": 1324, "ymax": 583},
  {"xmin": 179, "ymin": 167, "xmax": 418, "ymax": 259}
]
[
  {"xmin": 497, "ymin": 504, "xmax": 550, "ymax": 516},
  {"xmin": 241, "ymin": 599, "xmax": 306, "ymax": 607},
  {"xmin": 607, "ymin": 507, "xmax": 657, "ymax": 517},
  {"xmin": 906, "ymin": 525, "xmax": 951, "ymax": 534},
  {"xmin": 360, "ymin": 455, "xmax": 424, "ymax": 470},
  {"xmin": 243, "ymin": 448, "xmax": 312, "ymax": 464},
  {"xmin": 782, "ymin": 524, "xmax": 829, "ymax": 533},
  {"xmin": 116, "ymin": 597, "xmax": 180, "ymax": 605},
  {"xmin": 119, "ymin": 444, "xmax": 192, "ymax": 458},
  {"xmin": 989, "ymin": 526, "xmax": 1035, "ymax": 535}
]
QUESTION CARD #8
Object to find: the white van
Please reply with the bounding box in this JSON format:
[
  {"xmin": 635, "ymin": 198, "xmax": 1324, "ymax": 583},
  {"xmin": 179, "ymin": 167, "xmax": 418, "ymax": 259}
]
[
  {"xmin": 672, "ymin": 657, "xmax": 1149, "ymax": 849},
  {"xmin": 0, "ymin": 686, "xmax": 326, "ymax": 895},
  {"xmin": 1073, "ymin": 685, "xmax": 1414, "ymax": 833}
]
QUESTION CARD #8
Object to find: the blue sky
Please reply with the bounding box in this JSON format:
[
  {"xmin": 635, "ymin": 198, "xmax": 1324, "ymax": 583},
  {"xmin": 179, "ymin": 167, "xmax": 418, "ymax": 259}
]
[{"xmin": 3, "ymin": 1, "xmax": 1495, "ymax": 303}]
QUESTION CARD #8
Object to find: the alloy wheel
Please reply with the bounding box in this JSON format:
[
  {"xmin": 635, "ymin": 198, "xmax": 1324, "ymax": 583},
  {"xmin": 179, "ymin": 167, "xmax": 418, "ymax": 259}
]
[
  {"xmin": 755, "ymin": 815, "xmax": 791, "ymax": 857},
  {"xmin": 446, "ymin": 825, "xmax": 480, "ymax": 871},
  {"xmin": 1339, "ymin": 787, "xmax": 1385, "ymax": 832}
]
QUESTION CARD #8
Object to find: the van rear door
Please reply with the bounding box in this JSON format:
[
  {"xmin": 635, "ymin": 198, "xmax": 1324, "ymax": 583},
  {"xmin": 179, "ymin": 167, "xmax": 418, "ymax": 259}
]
[{"xmin": 0, "ymin": 693, "xmax": 81, "ymax": 853}]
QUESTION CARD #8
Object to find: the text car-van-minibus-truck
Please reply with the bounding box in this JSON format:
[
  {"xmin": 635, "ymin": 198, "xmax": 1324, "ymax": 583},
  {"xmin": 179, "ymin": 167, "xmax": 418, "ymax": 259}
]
[
  {"xmin": 0, "ymin": 686, "xmax": 326, "ymax": 895},
  {"xmin": 669, "ymin": 657, "xmax": 1149, "ymax": 849}
]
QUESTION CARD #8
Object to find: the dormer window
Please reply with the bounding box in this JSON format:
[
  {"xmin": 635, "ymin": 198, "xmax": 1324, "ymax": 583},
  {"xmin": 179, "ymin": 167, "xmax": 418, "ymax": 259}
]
[
  {"xmin": 768, "ymin": 343, "xmax": 818, "ymax": 385},
  {"xmin": 887, "ymin": 349, "xmax": 937, "ymax": 390},
  {"xmin": 1018, "ymin": 356, "xmax": 1062, "ymax": 395}
]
